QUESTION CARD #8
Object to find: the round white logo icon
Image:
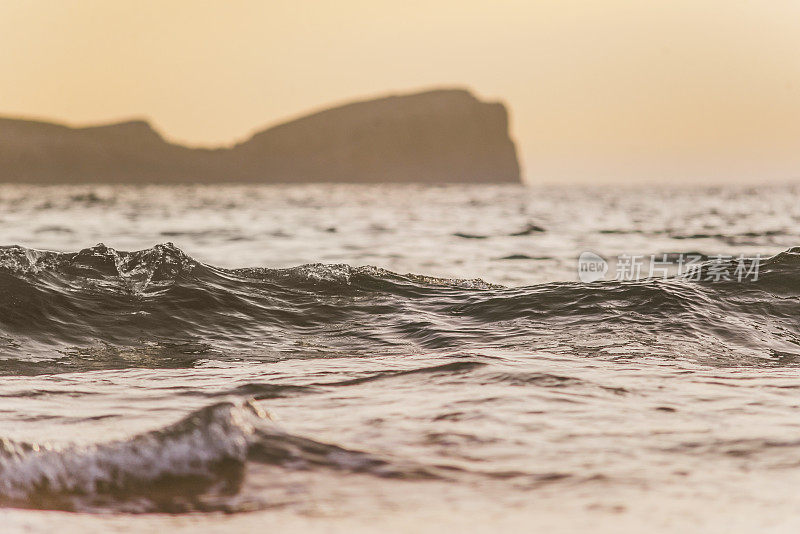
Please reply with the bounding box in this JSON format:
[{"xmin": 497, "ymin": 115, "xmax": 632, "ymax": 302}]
[{"xmin": 577, "ymin": 251, "xmax": 608, "ymax": 283}]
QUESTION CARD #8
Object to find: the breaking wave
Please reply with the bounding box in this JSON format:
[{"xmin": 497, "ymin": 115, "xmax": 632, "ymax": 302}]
[
  {"xmin": 0, "ymin": 400, "xmax": 432, "ymax": 512},
  {"xmin": 1, "ymin": 243, "xmax": 800, "ymax": 374}
]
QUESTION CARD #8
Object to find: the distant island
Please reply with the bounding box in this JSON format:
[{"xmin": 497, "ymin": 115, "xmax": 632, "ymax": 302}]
[{"xmin": 0, "ymin": 89, "xmax": 521, "ymax": 184}]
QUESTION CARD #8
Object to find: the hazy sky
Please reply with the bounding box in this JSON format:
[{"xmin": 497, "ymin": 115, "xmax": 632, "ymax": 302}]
[{"xmin": 2, "ymin": 0, "xmax": 800, "ymax": 183}]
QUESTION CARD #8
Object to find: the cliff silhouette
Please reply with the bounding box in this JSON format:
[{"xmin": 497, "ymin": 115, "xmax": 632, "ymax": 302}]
[{"xmin": 0, "ymin": 89, "xmax": 521, "ymax": 184}]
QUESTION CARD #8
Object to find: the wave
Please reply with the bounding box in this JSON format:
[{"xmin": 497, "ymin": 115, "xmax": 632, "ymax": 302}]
[
  {"xmin": 0, "ymin": 400, "xmax": 432, "ymax": 512},
  {"xmin": 1, "ymin": 243, "xmax": 800, "ymax": 373}
]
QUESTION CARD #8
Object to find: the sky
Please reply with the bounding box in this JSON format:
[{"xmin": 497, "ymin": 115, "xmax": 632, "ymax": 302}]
[{"xmin": 2, "ymin": 0, "xmax": 800, "ymax": 184}]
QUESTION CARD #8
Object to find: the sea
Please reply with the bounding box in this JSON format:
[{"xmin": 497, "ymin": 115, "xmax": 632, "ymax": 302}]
[{"xmin": 2, "ymin": 183, "xmax": 800, "ymax": 532}]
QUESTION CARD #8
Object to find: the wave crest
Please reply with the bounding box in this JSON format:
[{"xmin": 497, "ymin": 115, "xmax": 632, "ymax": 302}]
[
  {"xmin": 2, "ymin": 243, "xmax": 800, "ymax": 372},
  {"xmin": 0, "ymin": 399, "xmax": 426, "ymax": 512}
]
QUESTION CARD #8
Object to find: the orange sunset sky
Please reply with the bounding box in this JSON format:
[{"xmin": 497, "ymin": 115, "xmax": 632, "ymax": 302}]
[{"xmin": 2, "ymin": 0, "xmax": 800, "ymax": 183}]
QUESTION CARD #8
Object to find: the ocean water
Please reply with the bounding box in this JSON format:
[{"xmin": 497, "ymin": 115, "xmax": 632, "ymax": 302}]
[{"xmin": 3, "ymin": 184, "xmax": 800, "ymax": 532}]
